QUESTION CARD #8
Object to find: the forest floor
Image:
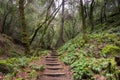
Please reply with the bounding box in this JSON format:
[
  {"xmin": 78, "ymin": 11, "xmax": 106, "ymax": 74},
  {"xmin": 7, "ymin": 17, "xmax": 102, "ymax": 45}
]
[
  {"xmin": 0, "ymin": 51, "xmax": 73, "ymax": 80},
  {"xmin": 0, "ymin": 34, "xmax": 73, "ymax": 80}
]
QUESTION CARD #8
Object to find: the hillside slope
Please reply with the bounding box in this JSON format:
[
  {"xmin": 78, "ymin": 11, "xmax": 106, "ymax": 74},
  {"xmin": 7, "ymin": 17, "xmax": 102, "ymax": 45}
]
[
  {"xmin": 0, "ymin": 34, "xmax": 24, "ymax": 59},
  {"xmin": 58, "ymin": 31, "xmax": 120, "ymax": 80}
]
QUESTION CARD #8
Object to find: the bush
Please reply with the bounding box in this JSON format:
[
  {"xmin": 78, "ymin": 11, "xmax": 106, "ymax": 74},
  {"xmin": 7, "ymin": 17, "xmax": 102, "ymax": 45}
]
[
  {"xmin": 30, "ymin": 65, "xmax": 45, "ymax": 71},
  {"xmin": 101, "ymin": 45, "xmax": 120, "ymax": 57}
]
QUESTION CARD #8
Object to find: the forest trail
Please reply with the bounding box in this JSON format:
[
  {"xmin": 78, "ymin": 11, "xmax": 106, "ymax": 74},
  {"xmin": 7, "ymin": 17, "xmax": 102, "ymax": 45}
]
[{"xmin": 39, "ymin": 53, "xmax": 73, "ymax": 80}]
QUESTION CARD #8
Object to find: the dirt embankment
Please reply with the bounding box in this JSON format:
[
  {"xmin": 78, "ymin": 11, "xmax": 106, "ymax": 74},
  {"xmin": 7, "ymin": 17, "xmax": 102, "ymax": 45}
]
[{"xmin": 0, "ymin": 34, "xmax": 24, "ymax": 59}]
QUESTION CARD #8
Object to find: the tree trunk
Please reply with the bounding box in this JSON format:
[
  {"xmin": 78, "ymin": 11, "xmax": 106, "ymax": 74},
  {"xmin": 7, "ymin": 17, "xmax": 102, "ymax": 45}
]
[
  {"xmin": 117, "ymin": 0, "xmax": 120, "ymax": 12},
  {"xmin": 103, "ymin": 0, "xmax": 107, "ymax": 22},
  {"xmin": 80, "ymin": 0, "xmax": 86, "ymax": 41},
  {"xmin": 89, "ymin": 0, "xmax": 94, "ymax": 32},
  {"xmin": 57, "ymin": 0, "xmax": 65, "ymax": 47},
  {"xmin": 19, "ymin": 0, "xmax": 30, "ymax": 55}
]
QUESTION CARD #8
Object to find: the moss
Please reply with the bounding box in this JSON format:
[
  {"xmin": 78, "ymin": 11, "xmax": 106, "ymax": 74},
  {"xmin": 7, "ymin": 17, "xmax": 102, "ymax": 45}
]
[{"xmin": 101, "ymin": 45, "xmax": 120, "ymax": 56}]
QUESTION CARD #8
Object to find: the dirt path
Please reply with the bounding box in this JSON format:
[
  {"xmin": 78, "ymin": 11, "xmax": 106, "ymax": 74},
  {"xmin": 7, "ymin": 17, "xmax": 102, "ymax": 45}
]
[{"xmin": 39, "ymin": 54, "xmax": 73, "ymax": 80}]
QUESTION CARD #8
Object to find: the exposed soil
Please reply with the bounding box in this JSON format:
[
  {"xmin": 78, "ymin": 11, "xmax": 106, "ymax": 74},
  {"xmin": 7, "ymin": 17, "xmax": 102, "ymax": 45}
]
[{"xmin": 0, "ymin": 34, "xmax": 24, "ymax": 59}]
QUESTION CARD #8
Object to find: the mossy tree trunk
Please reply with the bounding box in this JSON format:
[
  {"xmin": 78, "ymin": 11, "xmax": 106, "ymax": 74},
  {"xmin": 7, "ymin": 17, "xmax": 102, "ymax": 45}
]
[
  {"xmin": 19, "ymin": 0, "xmax": 30, "ymax": 55},
  {"xmin": 80, "ymin": 0, "xmax": 87, "ymax": 42},
  {"xmin": 117, "ymin": 0, "xmax": 120, "ymax": 12},
  {"xmin": 57, "ymin": 0, "xmax": 65, "ymax": 47},
  {"xmin": 89, "ymin": 0, "xmax": 94, "ymax": 32}
]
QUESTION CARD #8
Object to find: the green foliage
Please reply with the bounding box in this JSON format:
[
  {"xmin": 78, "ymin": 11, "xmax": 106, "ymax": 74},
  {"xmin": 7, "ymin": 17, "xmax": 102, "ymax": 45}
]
[
  {"xmin": 0, "ymin": 56, "xmax": 39, "ymax": 74},
  {"xmin": 16, "ymin": 78, "xmax": 24, "ymax": 80},
  {"xmin": 28, "ymin": 70, "xmax": 38, "ymax": 79},
  {"xmin": 4, "ymin": 73, "xmax": 13, "ymax": 80},
  {"xmin": 58, "ymin": 32, "xmax": 120, "ymax": 79},
  {"xmin": 71, "ymin": 57, "xmax": 94, "ymax": 79},
  {"xmin": 32, "ymin": 50, "xmax": 50, "ymax": 56},
  {"xmin": 63, "ymin": 52, "xmax": 77, "ymax": 64},
  {"xmin": 1, "ymin": 56, "xmax": 40, "ymax": 79},
  {"xmin": 30, "ymin": 65, "xmax": 45, "ymax": 71},
  {"xmin": 89, "ymin": 33, "xmax": 119, "ymax": 44},
  {"xmin": 17, "ymin": 57, "xmax": 29, "ymax": 68},
  {"xmin": 101, "ymin": 45, "xmax": 120, "ymax": 57},
  {"xmin": 62, "ymin": 51, "xmax": 118, "ymax": 79},
  {"xmin": 62, "ymin": 51, "xmax": 119, "ymax": 79},
  {"xmin": 115, "ymin": 41, "xmax": 120, "ymax": 47}
]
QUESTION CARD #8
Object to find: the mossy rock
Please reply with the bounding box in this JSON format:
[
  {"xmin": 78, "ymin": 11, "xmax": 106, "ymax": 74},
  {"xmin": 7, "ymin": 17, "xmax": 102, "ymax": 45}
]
[{"xmin": 101, "ymin": 45, "xmax": 120, "ymax": 57}]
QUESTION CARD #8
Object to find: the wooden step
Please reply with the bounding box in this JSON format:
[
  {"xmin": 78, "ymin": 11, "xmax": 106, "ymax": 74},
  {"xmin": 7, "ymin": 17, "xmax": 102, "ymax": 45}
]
[
  {"xmin": 46, "ymin": 58, "xmax": 58, "ymax": 61},
  {"xmin": 46, "ymin": 67, "xmax": 63, "ymax": 70},
  {"xmin": 50, "ymin": 54, "xmax": 59, "ymax": 56},
  {"xmin": 45, "ymin": 57, "xmax": 57, "ymax": 59},
  {"xmin": 46, "ymin": 61, "xmax": 58, "ymax": 63},
  {"xmin": 46, "ymin": 65, "xmax": 62, "ymax": 68},
  {"xmin": 46, "ymin": 56, "xmax": 58, "ymax": 58},
  {"xmin": 46, "ymin": 63, "xmax": 60, "ymax": 66},
  {"xmin": 44, "ymin": 72, "xmax": 65, "ymax": 77},
  {"xmin": 46, "ymin": 64, "xmax": 63, "ymax": 70},
  {"xmin": 41, "ymin": 76, "xmax": 66, "ymax": 80},
  {"xmin": 46, "ymin": 58, "xmax": 58, "ymax": 60}
]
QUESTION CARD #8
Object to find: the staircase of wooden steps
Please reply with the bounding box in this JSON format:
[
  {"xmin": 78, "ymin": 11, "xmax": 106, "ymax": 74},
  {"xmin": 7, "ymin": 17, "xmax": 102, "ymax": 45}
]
[{"xmin": 40, "ymin": 54, "xmax": 69, "ymax": 80}]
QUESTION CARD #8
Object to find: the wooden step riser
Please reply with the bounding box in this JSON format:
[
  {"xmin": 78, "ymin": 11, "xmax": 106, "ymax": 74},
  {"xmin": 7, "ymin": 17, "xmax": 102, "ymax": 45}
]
[
  {"xmin": 46, "ymin": 59, "xmax": 58, "ymax": 61},
  {"xmin": 46, "ymin": 64, "xmax": 60, "ymax": 66},
  {"xmin": 47, "ymin": 68, "xmax": 63, "ymax": 70},
  {"xmin": 44, "ymin": 74, "xmax": 65, "ymax": 77},
  {"xmin": 46, "ymin": 56, "xmax": 58, "ymax": 58}
]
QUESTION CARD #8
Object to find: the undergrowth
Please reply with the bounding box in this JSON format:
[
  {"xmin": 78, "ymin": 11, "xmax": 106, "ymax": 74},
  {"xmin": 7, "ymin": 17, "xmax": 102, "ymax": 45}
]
[
  {"xmin": 58, "ymin": 32, "xmax": 120, "ymax": 80},
  {"xmin": 0, "ymin": 50, "xmax": 50, "ymax": 79}
]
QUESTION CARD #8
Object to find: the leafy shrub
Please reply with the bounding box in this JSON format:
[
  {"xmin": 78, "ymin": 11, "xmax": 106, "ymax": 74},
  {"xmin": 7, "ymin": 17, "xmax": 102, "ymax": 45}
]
[
  {"xmin": 30, "ymin": 65, "xmax": 45, "ymax": 71},
  {"xmin": 33, "ymin": 50, "xmax": 50, "ymax": 56},
  {"xmin": 58, "ymin": 32, "xmax": 120, "ymax": 79},
  {"xmin": 4, "ymin": 73, "xmax": 14, "ymax": 80},
  {"xmin": 101, "ymin": 45, "xmax": 120, "ymax": 57},
  {"xmin": 71, "ymin": 57, "xmax": 94, "ymax": 79},
  {"xmin": 115, "ymin": 41, "xmax": 120, "ymax": 47},
  {"xmin": 63, "ymin": 52, "xmax": 117, "ymax": 79},
  {"xmin": 17, "ymin": 57, "xmax": 29, "ymax": 68},
  {"xmin": 16, "ymin": 78, "xmax": 24, "ymax": 80},
  {"xmin": 28, "ymin": 70, "xmax": 38, "ymax": 79},
  {"xmin": 0, "ymin": 56, "xmax": 39, "ymax": 75},
  {"xmin": 63, "ymin": 52, "xmax": 76, "ymax": 64}
]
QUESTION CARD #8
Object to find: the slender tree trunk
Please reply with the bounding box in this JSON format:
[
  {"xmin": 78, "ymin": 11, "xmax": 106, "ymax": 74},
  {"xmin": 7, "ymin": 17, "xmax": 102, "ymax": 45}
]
[
  {"xmin": 117, "ymin": 0, "xmax": 120, "ymax": 12},
  {"xmin": 103, "ymin": 0, "xmax": 107, "ymax": 22},
  {"xmin": 80, "ymin": 0, "xmax": 86, "ymax": 41},
  {"xmin": 100, "ymin": 0, "xmax": 107, "ymax": 24},
  {"xmin": 57, "ymin": 0, "xmax": 65, "ymax": 47},
  {"xmin": 89, "ymin": 0, "xmax": 94, "ymax": 32},
  {"xmin": 19, "ymin": 0, "xmax": 30, "ymax": 55},
  {"xmin": 1, "ymin": 11, "xmax": 10, "ymax": 33},
  {"xmin": 100, "ymin": 7, "xmax": 103, "ymax": 24}
]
